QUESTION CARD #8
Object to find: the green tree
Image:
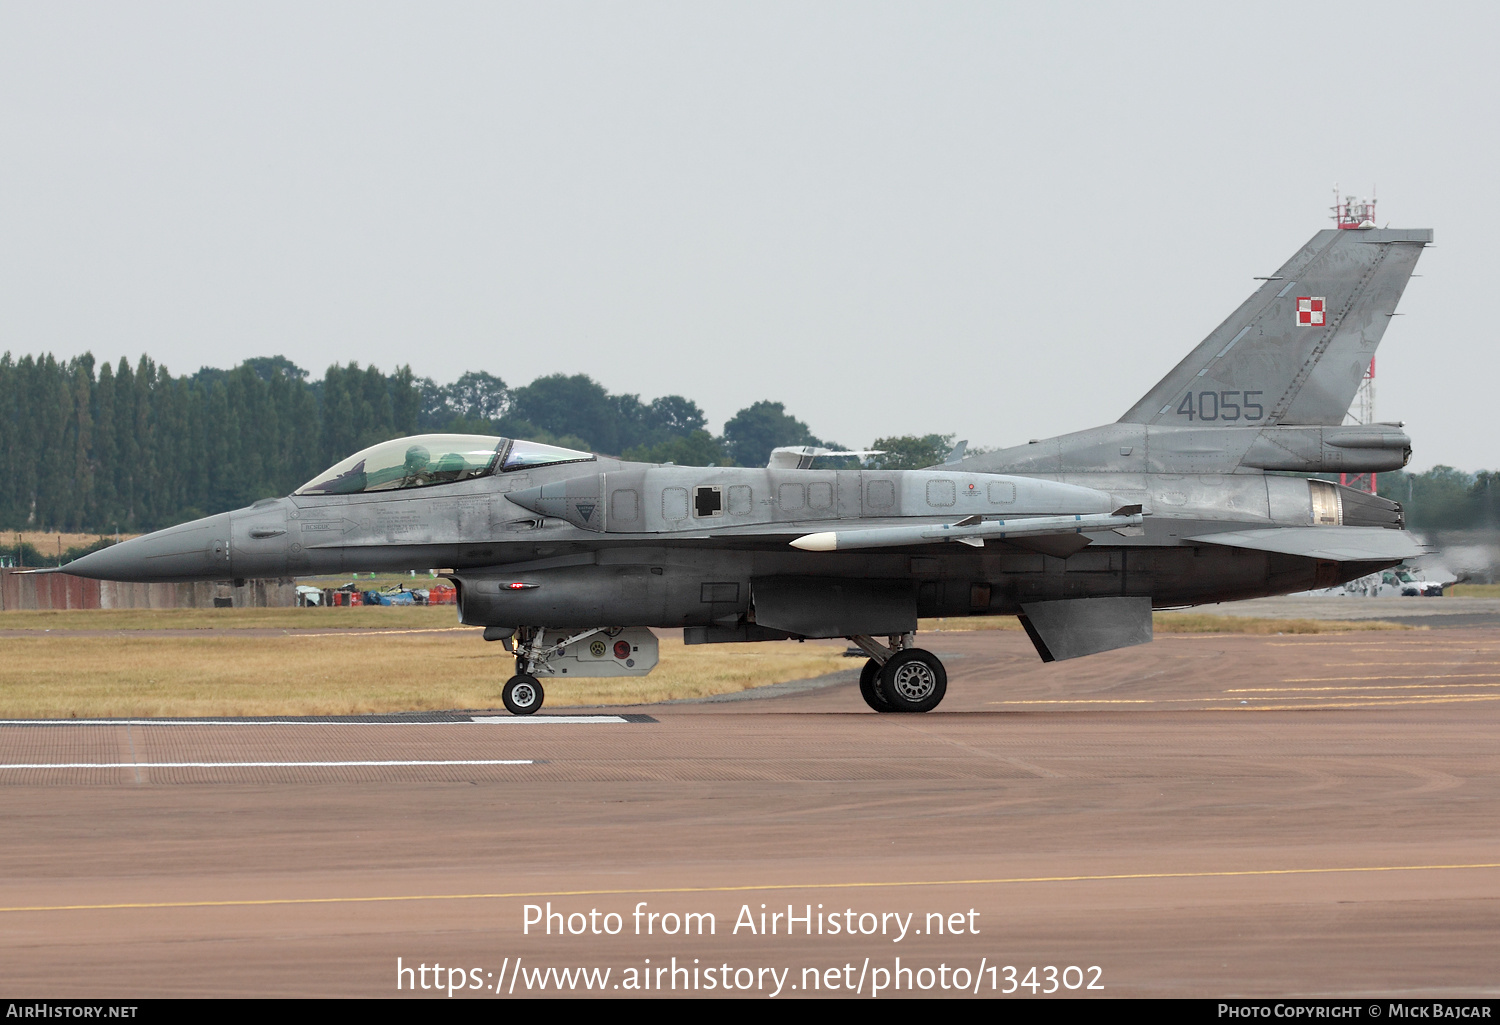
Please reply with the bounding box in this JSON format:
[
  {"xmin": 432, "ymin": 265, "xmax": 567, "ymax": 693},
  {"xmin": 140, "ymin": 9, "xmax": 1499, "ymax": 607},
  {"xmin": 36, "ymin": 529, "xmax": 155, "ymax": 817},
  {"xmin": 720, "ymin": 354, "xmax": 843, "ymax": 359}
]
[
  {"xmin": 92, "ymin": 360, "xmax": 119, "ymax": 528},
  {"xmin": 33, "ymin": 352, "xmax": 73, "ymax": 528},
  {"xmin": 622, "ymin": 430, "xmax": 728, "ymax": 466},
  {"xmin": 446, "ymin": 371, "xmax": 510, "ymax": 423},
  {"xmin": 65, "ymin": 358, "xmax": 95, "ymax": 530},
  {"xmin": 644, "ymin": 395, "xmax": 707, "ymax": 436},
  {"xmin": 722, "ymin": 401, "xmax": 819, "ymax": 467},
  {"xmin": 510, "ymin": 374, "xmax": 619, "ymax": 452},
  {"xmin": 129, "ymin": 356, "xmax": 158, "ymax": 528},
  {"xmin": 1380, "ymin": 466, "xmax": 1481, "ymax": 530},
  {"xmin": 1473, "ymin": 471, "xmax": 1500, "ymax": 528},
  {"xmin": 867, "ymin": 434, "xmax": 955, "ymax": 471},
  {"xmin": 415, "ymin": 377, "xmax": 450, "ymax": 431},
  {"xmin": 113, "ymin": 357, "xmax": 144, "ymax": 527},
  {"xmin": 241, "ymin": 355, "xmax": 309, "ymax": 382}
]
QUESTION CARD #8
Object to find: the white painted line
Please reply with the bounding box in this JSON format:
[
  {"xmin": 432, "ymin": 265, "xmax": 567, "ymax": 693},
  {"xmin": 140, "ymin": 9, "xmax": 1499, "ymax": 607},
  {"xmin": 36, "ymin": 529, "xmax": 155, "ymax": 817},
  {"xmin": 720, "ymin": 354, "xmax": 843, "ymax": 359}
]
[
  {"xmin": 0, "ymin": 716, "xmax": 630, "ymax": 726},
  {"xmin": 0, "ymin": 760, "xmax": 534, "ymax": 770},
  {"xmin": 469, "ymin": 716, "xmax": 629, "ymax": 724},
  {"xmin": 0, "ymin": 719, "xmax": 432, "ymax": 727}
]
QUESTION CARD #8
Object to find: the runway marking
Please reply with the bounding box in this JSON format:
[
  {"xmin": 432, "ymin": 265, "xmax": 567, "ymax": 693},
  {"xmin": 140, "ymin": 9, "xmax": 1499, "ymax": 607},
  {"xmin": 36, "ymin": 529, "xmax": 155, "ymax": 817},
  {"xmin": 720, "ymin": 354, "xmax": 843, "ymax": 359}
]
[
  {"xmin": 288, "ymin": 628, "xmax": 473, "ymax": 638},
  {"xmin": 1282, "ymin": 673, "xmax": 1500, "ymax": 683},
  {"xmin": 989, "ymin": 694, "xmax": 1500, "ymax": 707},
  {"xmin": 469, "ymin": 716, "xmax": 631, "ymax": 724},
  {"xmin": 4, "ymin": 861, "xmax": 1498, "ymax": 915},
  {"xmin": 0, "ymin": 716, "xmax": 635, "ymax": 726},
  {"xmin": 1269, "ymin": 643, "xmax": 1500, "ymax": 650},
  {"xmin": 1325, "ymin": 661, "xmax": 1500, "ymax": 668},
  {"xmin": 0, "ymin": 759, "xmax": 534, "ymax": 770},
  {"xmin": 1227, "ymin": 696, "xmax": 1500, "ymax": 710},
  {"xmin": 1231, "ymin": 682, "xmax": 1500, "ymax": 693},
  {"xmin": 986, "ymin": 699, "xmax": 1158, "ymax": 705}
]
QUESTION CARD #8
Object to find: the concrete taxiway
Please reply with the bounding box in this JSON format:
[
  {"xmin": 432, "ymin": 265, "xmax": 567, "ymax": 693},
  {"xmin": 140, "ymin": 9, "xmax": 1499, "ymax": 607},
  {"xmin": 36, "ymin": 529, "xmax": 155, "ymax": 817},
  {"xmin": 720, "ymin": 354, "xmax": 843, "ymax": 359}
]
[{"xmin": 1, "ymin": 624, "xmax": 1498, "ymax": 997}]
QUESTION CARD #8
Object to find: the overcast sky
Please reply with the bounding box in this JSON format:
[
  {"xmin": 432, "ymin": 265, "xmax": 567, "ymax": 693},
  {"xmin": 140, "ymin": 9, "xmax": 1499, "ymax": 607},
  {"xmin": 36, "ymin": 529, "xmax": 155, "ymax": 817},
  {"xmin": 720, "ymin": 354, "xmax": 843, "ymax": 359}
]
[{"xmin": 1, "ymin": 2, "xmax": 1494, "ymax": 470}]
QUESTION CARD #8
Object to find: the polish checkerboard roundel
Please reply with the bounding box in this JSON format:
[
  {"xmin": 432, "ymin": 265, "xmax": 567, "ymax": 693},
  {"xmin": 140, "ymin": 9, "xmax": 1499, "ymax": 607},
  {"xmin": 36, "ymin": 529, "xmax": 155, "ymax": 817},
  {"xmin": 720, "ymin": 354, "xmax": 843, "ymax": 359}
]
[{"xmin": 1296, "ymin": 297, "xmax": 1326, "ymax": 326}]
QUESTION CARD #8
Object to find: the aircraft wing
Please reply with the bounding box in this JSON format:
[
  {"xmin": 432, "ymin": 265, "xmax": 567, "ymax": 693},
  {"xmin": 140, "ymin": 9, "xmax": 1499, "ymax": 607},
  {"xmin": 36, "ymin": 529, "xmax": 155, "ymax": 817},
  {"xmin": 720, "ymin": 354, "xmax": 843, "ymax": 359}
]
[{"xmin": 1186, "ymin": 526, "xmax": 1426, "ymax": 562}]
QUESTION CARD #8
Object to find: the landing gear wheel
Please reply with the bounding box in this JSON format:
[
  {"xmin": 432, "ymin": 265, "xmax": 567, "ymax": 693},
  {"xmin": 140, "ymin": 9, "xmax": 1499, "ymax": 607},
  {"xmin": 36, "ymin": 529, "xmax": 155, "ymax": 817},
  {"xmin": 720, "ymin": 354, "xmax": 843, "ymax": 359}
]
[
  {"xmin": 502, "ymin": 674, "xmax": 545, "ymax": 716},
  {"xmin": 878, "ymin": 649, "xmax": 946, "ymax": 713},
  {"xmin": 859, "ymin": 658, "xmax": 895, "ymax": 712}
]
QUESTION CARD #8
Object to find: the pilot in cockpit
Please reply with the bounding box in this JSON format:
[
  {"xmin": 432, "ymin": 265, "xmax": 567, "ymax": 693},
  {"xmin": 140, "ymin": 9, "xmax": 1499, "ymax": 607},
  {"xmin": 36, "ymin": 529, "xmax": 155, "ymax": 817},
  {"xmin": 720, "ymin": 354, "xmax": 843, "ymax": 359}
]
[{"xmin": 400, "ymin": 444, "xmax": 433, "ymax": 488}]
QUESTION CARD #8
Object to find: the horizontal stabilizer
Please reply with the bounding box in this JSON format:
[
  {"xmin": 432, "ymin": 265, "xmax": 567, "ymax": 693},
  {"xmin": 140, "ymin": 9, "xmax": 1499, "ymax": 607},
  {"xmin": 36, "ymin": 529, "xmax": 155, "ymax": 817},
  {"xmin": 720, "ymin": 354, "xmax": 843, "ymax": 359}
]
[
  {"xmin": 1187, "ymin": 526, "xmax": 1426, "ymax": 562},
  {"xmin": 1018, "ymin": 597, "xmax": 1153, "ymax": 663}
]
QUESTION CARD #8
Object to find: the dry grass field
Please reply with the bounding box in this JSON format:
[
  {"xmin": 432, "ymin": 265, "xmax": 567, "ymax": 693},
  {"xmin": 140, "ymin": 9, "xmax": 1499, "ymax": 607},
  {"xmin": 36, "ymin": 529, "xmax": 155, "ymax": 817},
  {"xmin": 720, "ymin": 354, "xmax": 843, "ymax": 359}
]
[
  {"xmin": 0, "ymin": 606, "xmax": 460, "ymax": 632},
  {"xmin": 0, "ymin": 626, "xmax": 848, "ymax": 718},
  {"xmin": 0, "ymin": 605, "xmax": 1414, "ymax": 718},
  {"xmin": 0, "ymin": 607, "xmax": 1415, "ymax": 636},
  {"xmin": 921, "ymin": 612, "xmax": 1412, "ymax": 634},
  {"xmin": 9, "ymin": 530, "xmax": 136, "ymax": 550}
]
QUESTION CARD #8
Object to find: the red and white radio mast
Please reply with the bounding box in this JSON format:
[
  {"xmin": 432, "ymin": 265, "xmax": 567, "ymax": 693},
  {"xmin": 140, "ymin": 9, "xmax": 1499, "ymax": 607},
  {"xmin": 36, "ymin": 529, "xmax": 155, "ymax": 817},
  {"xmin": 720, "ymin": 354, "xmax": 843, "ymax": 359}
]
[
  {"xmin": 1332, "ymin": 186, "xmax": 1377, "ymax": 230},
  {"xmin": 1332, "ymin": 186, "xmax": 1379, "ymax": 494}
]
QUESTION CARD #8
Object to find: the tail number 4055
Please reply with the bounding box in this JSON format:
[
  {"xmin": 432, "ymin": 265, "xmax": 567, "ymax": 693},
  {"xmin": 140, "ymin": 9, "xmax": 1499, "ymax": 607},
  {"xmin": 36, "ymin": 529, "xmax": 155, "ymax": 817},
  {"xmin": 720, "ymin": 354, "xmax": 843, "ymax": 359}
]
[{"xmin": 1176, "ymin": 390, "xmax": 1263, "ymax": 422}]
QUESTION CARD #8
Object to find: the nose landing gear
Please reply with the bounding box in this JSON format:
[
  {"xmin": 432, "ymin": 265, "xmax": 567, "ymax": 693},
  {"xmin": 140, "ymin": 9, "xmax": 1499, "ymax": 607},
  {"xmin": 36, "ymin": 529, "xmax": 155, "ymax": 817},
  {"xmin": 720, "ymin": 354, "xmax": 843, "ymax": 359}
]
[
  {"xmin": 502, "ymin": 673, "xmax": 545, "ymax": 715},
  {"xmin": 849, "ymin": 634, "xmax": 947, "ymax": 713},
  {"xmin": 504, "ymin": 626, "xmax": 553, "ymax": 716}
]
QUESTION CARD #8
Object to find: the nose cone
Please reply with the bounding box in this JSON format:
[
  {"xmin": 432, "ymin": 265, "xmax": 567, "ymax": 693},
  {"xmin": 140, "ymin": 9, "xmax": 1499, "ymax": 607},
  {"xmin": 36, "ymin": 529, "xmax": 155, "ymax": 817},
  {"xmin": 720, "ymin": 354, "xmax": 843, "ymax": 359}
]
[{"xmin": 64, "ymin": 513, "xmax": 232, "ymax": 583}]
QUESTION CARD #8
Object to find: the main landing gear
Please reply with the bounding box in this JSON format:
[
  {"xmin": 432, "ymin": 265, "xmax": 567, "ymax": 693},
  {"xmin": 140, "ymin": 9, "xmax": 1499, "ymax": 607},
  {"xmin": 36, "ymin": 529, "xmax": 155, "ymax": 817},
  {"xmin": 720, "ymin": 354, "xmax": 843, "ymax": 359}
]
[{"xmin": 849, "ymin": 634, "xmax": 947, "ymax": 713}]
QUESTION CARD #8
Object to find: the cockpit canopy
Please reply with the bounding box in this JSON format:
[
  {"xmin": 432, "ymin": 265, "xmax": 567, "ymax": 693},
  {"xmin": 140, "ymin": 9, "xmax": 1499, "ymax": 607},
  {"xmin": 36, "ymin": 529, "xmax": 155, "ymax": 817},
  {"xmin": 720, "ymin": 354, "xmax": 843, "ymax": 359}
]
[{"xmin": 295, "ymin": 435, "xmax": 594, "ymax": 496}]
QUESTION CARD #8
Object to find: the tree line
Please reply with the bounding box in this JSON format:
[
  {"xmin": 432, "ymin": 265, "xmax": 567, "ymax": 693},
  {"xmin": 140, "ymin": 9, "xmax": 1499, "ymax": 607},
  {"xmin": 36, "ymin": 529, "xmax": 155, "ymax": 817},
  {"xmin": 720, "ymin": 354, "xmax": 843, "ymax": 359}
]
[
  {"xmin": 0, "ymin": 352, "xmax": 419, "ymax": 536},
  {"xmin": 9, "ymin": 349, "xmax": 1485, "ymax": 542},
  {"xmin": 1376, "ymin": 468, "xmax": 1500, "ymax": 532},
  {"xmin": 0, "ymin": 352, "xmax": 956, "ymax": 537}
]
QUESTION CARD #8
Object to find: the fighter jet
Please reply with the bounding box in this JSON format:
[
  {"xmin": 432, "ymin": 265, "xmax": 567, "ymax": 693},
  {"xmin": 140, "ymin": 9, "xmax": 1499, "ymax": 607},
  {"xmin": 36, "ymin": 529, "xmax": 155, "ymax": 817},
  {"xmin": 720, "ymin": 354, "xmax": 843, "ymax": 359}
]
[{"xmin": 64, "ymin": 226, "xmax": 1431, "ymax": 715}]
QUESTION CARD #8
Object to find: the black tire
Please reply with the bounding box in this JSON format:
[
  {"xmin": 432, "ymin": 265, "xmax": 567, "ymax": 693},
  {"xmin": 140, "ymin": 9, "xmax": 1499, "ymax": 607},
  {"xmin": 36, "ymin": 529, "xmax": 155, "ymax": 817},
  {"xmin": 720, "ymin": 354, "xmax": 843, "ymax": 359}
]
[
  {"xmin": 878, "ymin": 649, "xmax": 947, "ymax": 713},
  {"xmin": 502, "ymin": 674, "xmax": 545, "ymax": 716},
  {"xmin": 859, "ymin": 658, "xmax": 895, "ymax": 712}
]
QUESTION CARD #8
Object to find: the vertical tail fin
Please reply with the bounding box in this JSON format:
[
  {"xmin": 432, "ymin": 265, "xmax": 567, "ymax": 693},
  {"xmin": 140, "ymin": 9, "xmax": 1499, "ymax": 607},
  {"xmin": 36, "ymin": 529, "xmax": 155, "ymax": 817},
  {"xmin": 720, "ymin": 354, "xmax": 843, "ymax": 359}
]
[{"xmin": 1119, "ymin": 228, "xmax": 1430, "ymax": 427}]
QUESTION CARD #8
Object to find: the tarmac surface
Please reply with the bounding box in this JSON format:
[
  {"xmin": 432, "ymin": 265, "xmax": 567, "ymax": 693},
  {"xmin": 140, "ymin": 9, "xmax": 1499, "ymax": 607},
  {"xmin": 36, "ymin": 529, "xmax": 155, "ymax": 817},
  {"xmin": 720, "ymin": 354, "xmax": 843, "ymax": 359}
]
[
  {"xmin": 1202, "ymin": 595, "xmax": 1500, "ymax": 629},
  {"xmin": 2, "ymin": 616, "xmax": 1499, "ymax": 998}
]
